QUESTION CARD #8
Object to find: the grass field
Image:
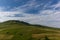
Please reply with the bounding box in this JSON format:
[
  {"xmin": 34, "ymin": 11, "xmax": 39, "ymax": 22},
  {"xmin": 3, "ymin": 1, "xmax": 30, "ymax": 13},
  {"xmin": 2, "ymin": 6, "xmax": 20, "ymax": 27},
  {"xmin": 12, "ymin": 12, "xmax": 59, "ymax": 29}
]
[{"xmin": 0, "ymin": 20, "xmax": 59, "ymax": 40}]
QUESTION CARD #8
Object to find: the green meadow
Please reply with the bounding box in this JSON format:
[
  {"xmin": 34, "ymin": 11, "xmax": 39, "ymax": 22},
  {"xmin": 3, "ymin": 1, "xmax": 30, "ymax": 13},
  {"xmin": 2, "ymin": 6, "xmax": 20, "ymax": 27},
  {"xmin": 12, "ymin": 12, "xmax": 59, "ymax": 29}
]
[{"xmin": 0, "ymin": 20, "xmax": 59, "ymax": 40}]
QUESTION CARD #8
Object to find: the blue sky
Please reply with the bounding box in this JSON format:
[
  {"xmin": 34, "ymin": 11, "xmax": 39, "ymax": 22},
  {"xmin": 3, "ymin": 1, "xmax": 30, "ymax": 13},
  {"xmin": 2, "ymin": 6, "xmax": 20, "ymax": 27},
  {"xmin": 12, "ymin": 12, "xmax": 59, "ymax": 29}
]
[{"xmin": 0, "ymin": 0, "xmax": 60, "ymax": 28}]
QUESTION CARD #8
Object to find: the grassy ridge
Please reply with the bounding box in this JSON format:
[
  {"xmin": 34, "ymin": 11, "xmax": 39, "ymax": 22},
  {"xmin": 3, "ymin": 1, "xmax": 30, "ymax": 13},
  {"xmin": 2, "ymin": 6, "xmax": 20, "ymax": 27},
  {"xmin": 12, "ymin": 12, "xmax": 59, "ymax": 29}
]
[{"xmin": 0, "ymin": 20, "xmax": 59, "ymax": 40}]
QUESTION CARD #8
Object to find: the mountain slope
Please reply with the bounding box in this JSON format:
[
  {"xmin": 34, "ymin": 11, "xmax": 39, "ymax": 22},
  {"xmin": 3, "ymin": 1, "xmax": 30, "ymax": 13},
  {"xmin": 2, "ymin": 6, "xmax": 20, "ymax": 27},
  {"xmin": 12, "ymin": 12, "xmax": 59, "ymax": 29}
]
[{"xmin": 0, "ymin": 20, "xmax": 60, "ymax": 40}]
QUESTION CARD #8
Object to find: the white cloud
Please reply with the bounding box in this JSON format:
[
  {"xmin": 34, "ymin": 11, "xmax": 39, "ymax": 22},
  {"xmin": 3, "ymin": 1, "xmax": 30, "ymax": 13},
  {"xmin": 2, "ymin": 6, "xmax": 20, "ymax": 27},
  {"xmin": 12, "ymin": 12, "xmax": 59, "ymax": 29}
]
[
  {"xmin": 0, "ymin": 0, "xmax": 60, "ymax": 28},
  {"xmin": 0, "ymin": 11, "xmax": 20, "ymax": 17},
  {"xmin": 38, "ymin": 9, "xmax": 60, "ymax": 28},
  {"xmin": 51, "ymin": 1, "xmax": 60, "ymax": 10}
]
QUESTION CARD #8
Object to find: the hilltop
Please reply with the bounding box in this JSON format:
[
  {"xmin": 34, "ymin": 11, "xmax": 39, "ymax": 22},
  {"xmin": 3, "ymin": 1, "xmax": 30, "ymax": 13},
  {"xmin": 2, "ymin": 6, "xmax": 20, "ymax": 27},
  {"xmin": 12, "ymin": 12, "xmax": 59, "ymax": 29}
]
[{"xmin": 0, "ymin": 20, "xmax": 59, "ymax": 40}]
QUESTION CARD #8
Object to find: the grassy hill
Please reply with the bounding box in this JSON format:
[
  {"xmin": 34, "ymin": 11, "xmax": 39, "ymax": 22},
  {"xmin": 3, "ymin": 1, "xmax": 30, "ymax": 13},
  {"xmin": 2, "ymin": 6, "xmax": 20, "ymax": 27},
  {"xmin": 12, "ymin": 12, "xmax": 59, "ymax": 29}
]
[{"xmin": 0, "ymin": 20, "xmax": 59, "ymax": 40}]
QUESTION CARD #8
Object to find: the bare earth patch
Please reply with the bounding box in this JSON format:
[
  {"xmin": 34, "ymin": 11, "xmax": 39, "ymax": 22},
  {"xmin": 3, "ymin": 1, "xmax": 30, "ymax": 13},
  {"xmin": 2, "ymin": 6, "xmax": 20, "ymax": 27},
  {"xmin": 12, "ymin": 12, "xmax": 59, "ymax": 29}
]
[
  {"xmin": 32, "ymin": 34, "xmax": 60, "ymax": 40},
  {"xmin": 0, "ymin": 34, "xmax": 14, "ymax": 40}
]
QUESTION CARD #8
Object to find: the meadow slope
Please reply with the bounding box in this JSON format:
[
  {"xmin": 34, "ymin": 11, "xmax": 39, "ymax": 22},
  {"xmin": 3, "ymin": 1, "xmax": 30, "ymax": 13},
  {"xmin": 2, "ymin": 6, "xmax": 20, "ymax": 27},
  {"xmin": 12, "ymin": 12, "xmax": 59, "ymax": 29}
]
[{"xmin": 0, "ymin": 20, "xmax": 59, "ymax": 40}]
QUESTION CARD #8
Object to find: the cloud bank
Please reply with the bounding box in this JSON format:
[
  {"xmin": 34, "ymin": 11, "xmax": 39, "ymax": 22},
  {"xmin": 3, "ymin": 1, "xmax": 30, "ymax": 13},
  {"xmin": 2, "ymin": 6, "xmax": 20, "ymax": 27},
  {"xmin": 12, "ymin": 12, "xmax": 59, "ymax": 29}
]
[{"xmin": 0, "ymin": 0, "xmax": 60, "ymax": 28}]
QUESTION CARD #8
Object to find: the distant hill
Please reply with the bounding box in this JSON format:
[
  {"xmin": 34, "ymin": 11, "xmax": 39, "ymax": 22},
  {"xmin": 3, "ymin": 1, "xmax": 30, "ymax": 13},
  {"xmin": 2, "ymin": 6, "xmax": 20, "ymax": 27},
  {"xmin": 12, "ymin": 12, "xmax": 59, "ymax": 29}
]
[
  {"xmin": 1, "ymin": 20, "xmax": 55, "ymax": 28},
  {"xmin": 1, "ymin": 20, "xmax": 30, "ymax": 25},
  {"xmin": 0, "ymin": 20, "xmax": 59, "ymax": 40}
]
